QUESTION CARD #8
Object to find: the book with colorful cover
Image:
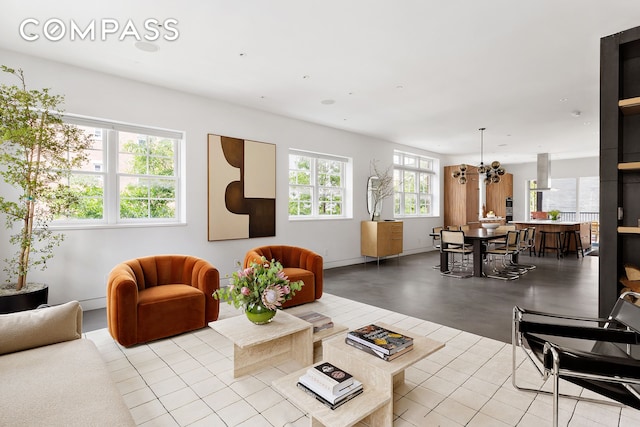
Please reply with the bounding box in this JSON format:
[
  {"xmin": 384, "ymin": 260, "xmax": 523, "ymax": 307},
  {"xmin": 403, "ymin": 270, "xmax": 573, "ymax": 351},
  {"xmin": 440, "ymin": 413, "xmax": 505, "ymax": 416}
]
[
  {"xmin": 345, "ymin": 336, "xmax": 414, "ymax": 361},
  {"xmin": 296, "ymin": 381, "xmax": 363, "ymax": 410},
  {"xmin": 298, "ymin": 374, "xmax": 362, "ymax": 404},
  {"xmin": 346, "ymin": 324, "xmax": 413, "ymax": 355},
  {"xmin": 294, "ymin": 311, "xmax": 333, "ymax": 332},
  {"xmin": 305, "ymin": 362, "xmax": 354, "ymax": 394}
]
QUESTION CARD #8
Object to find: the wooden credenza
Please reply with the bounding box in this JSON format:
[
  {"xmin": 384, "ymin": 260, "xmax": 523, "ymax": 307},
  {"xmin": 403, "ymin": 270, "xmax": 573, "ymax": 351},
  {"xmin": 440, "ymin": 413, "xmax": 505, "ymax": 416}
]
[{"xmin": 361, "ymin": 220, "xmax": 403, "ymax": 259}]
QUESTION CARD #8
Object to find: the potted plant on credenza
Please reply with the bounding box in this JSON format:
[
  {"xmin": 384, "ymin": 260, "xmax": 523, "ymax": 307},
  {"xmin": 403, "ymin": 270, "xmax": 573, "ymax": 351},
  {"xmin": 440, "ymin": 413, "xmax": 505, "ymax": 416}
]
[
  {"xmin": 367, "ymin": 159, "xmax": 393, "ymax": 221},
  {"xmin": 0, "ymin": 66, "xmax": 92, "ymax": 313}
]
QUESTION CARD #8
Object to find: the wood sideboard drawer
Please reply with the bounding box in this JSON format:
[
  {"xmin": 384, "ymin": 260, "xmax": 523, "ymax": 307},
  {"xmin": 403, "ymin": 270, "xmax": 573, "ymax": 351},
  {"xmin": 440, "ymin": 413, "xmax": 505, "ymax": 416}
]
[{"xmin": 361, "ymin": 220, "xmax": 403, "ymax": 258}]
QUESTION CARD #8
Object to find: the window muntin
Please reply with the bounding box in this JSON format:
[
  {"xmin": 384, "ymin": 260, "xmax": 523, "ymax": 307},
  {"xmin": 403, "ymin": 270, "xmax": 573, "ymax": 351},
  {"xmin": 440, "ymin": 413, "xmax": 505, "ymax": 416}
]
[
  {"xmin": 528, "ymin": 176, "xmax": 599, "ymax": 222},
  {"xmin": 54, "ymin": 116, "xmax": 183, "ymax": 226},
  {"xmin": 393, "ymin": 150, "xmax": 436, "ymax": 217},
  {"xmin": 289, "ymin": 150, "xmax": 349, "ymax": 219}
]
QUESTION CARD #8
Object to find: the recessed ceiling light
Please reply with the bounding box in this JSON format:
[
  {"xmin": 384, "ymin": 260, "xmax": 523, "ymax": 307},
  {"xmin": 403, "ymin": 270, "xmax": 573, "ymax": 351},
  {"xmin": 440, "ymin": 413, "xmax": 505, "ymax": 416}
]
[
  {"xmin": 134, "ymin": 41, "xmax": 158, "ymax": 52},
  {"xmin": 321, "ymin": 99, "xmax": 335, "ymax": 105},
  {"xmin": 239, "ymin": 53, "xmax": 247, "ymax": 57},
  {"xmin": 396, "ymin": 85, "xmax": 404, "ymax": 89},
  {"xmin": 303, "ymin": 75, "xmax": 310, "ymax": 79}
]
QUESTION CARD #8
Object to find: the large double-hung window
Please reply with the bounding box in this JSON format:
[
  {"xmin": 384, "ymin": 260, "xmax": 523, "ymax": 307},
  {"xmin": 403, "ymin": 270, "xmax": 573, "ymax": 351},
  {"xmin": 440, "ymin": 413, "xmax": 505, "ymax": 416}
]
[
  {"xmin": 393, "ymin": 150, "xmax": 438, "ymax": 217},
  {"xmin": 288, "ymin": 149, "xmax": 351, "ymax": 219},
  {"xmin": 55, "ymin": 116, "xmax": 184, "ymax": 226}
]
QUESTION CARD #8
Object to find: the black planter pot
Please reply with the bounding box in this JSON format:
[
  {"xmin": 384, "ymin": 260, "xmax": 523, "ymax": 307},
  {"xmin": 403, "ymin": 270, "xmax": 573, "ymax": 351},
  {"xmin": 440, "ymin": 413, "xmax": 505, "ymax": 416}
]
[{"xmin": 0, "ymin": 284, "xmax": 49, "ymax": 314}]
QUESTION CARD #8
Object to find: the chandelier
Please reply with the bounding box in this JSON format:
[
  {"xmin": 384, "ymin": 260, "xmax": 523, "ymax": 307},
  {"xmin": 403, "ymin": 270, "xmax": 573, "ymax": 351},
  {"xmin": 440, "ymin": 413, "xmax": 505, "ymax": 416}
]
[{"xmin": 452, "ymin": 127, "xmax": 506, "ymax": 185}]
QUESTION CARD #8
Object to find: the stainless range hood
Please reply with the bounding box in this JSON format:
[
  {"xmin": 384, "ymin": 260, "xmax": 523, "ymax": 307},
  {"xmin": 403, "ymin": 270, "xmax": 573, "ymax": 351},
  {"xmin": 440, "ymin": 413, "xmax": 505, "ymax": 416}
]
[{"xmin": 536, "ymin": 153, "xmax": 552, "ymax": 191}]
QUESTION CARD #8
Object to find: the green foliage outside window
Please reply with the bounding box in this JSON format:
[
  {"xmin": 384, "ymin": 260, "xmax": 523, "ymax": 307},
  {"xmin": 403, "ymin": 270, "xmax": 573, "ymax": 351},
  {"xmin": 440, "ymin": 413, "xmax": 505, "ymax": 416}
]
[
  {"xmin": 118, "ymin": 136, "xmax": 176, "ymax": 220},
  {"xmin": 289, "ymin": 152, "xmax": 346, "ymax": 217}
]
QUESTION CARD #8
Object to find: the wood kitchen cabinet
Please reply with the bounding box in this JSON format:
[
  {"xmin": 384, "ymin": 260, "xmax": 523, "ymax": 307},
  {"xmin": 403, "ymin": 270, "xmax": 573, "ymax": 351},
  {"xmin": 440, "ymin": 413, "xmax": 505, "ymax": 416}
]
[
  {"xmin": 443, "ymin": 165, "xmax": 512, "ymax": 228},
  {"xmin": 361, "ymin": 220, "xmax": 403, "ymax": 260}
]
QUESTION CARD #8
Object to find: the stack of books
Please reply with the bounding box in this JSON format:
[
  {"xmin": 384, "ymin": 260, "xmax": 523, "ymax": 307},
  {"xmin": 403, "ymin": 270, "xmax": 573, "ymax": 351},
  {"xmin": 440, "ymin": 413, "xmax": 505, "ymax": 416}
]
[
  {"xmin": 345, "ymin": 324, "xmax": 414, "ymax": 361},
  {"xmin": 297, "ymin": 362, "xmax": 363, "ymax": 410},
  {"xmin": 294, "ymin": 311, "xmax": 334, "ymax": 332}
]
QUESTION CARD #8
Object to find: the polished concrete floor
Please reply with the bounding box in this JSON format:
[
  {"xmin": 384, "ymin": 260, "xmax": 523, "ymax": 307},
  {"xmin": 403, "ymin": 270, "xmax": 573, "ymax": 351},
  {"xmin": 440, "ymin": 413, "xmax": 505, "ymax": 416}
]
[
  {"xmin": 323, "ymin": 250, "xmax": 599, "ymax": 343},
  {"xmin": 85, "ymin": 249, "xmax": 599, "ymax": 344}
]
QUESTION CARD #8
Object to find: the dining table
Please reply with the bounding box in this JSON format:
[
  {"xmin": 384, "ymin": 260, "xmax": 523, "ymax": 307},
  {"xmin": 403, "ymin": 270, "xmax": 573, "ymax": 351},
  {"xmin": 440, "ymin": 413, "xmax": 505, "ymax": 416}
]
[{"xmin": 436, "ymin": 228, "xmax": 510, "ymax": 277}]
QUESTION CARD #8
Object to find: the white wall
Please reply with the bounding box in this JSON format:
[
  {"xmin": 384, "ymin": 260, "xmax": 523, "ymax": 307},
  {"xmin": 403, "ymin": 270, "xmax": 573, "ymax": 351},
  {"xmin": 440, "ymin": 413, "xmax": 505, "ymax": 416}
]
[
  {"xmin": 0, "ymin": 49, "xmax": 443, "ymax": 309},
  {"xmin": 504, "ymin": 157, "xmax": 599, "ymax": 221}
]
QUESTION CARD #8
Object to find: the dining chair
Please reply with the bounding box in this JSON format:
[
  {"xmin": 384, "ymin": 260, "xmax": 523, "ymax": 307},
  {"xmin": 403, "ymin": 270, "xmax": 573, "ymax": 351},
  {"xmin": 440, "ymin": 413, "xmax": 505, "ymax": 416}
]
[
  {"xmin": 526, "ymin": 227, "xmax": 537, "ymax": 256},
  {"xmin": 431, "ymin": 226, "xmax": 444, "ymax": 269},
  {"xmin": 511, "ymin": 228, "xmax": 536, "ymax": 271},
  {"xmin": 485, "ymin": 230, "xmax": 523, "ymax": 280},
  {"xmin": 440, "ymin": 230, "xmax": 473, "ymax": 279}
]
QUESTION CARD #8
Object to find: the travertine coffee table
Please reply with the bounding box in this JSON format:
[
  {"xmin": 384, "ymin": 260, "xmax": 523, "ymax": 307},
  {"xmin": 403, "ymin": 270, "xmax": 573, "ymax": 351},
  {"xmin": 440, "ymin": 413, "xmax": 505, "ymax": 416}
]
[
  {"xmin": 273, "ymin": 322, "xmax": 444, "ymax": 426},
  {"xmin": 209, "ymin": 310, "xmax": 313, "ymax": 378},
  {"xmin": 311, "ymin": 324, "xmax": 348, "ymax": 362}
]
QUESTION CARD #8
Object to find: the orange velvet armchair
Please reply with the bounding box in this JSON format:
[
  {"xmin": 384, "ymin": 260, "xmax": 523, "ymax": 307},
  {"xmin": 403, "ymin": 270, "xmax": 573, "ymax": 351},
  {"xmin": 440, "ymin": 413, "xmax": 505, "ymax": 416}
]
[
  {"xmin": 107, "ymin": 255, "xmax": 219, "ymax": 347},
  {"xmin": 243, "ymin": 245, "xmax": 323, "ymax": 308}
]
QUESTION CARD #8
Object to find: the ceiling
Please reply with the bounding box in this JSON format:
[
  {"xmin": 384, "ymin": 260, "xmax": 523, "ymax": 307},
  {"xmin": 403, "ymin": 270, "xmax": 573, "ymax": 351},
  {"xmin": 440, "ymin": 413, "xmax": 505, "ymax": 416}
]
[{"xmin": 1, "ymin": 1, "xmax": 640, "ymax": 164}]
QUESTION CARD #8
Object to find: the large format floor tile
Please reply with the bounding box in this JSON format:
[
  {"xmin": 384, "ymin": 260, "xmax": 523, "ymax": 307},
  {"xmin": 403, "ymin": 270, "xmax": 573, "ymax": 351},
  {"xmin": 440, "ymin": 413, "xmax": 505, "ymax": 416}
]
[{"xmin": 86, "ymin": 289, "xmax": 628, "ymax": 426}]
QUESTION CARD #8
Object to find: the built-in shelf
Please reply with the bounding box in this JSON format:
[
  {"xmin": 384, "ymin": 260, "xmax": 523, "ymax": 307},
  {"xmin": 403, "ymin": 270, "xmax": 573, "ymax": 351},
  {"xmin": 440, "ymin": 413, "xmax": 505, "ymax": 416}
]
[
  {"xmin": 618, "ymin": 226, "xmax": 640, "ymax": 234},
  {"xmin": 618, "ymin": 162, "xmax": 640, "ymax": 171},
  {"xmin": 619, "ymin": 97, "xmax": 640, "ymax": 115}
]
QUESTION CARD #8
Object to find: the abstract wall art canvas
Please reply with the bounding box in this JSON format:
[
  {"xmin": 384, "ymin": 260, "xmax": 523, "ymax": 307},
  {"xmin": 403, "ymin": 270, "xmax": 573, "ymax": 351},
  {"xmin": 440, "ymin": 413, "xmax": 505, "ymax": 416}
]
[{"xmin": 207, "ymin": 134, "xmax": 276, "ymax": 241}]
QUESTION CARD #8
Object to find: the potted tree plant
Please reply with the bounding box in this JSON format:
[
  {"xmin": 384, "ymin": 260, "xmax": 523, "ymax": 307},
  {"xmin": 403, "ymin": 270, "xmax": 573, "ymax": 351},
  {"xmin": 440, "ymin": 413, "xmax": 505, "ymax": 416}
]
[{"xmin": 0, "ymin": 66, "xmax": 92, "ymax": 313}]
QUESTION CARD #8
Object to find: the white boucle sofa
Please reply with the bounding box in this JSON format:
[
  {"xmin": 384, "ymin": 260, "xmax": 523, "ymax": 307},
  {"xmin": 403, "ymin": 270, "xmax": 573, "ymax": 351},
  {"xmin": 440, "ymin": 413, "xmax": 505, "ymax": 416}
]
[{"xmin": 0, "ymin": 300, "xmax": 135, "ymax": 426}]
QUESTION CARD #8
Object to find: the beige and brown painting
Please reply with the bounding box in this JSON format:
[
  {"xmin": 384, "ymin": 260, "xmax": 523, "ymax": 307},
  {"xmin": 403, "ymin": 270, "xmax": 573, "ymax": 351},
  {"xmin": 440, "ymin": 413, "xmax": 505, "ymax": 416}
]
[{"xmin": 207, "ymin": 134, "xmax": 276, "ymax": 241}]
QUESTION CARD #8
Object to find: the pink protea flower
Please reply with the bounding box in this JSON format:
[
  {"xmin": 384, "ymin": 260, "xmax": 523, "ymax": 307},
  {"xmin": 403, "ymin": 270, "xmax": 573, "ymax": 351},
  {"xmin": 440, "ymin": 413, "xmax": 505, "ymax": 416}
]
[
  {"xmin": 241, "ymin": 287, "xmax": 250, "ymax": 296},
  {"xmin": 261, "ymin": 285, "xmax": 284, "ymax": 310},
  {"xmin": 277, "ymin": 270, "xmax": 288, "ymax": 281},
  {"xmin": 282, "ymin": 285, "xmax": 291, "ymax": 295}
]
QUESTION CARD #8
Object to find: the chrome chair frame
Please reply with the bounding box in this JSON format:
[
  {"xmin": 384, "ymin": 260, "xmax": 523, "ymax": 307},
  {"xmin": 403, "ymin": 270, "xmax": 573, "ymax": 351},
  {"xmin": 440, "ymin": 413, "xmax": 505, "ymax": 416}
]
[
  {"xmin": 485, "ymin": 230, "xmax": 523, "ymax": 280},
  {"xmin": 440, "ymin": 229, "xmax": 473, "ymax": 279},
  {"xmin": 508, "ymin": 228, "xmax": 536, "ymax": 271},
  {"xmin": 512, "ymin": 292, "xmax": 640, "ymax": 427}
]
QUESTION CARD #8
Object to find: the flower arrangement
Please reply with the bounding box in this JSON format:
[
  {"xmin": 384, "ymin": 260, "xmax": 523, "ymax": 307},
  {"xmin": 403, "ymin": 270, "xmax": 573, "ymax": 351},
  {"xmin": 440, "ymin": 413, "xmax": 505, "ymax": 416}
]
[{"xmin": 213, "ymin": 257, "xmax": 304, "ymax": 311}]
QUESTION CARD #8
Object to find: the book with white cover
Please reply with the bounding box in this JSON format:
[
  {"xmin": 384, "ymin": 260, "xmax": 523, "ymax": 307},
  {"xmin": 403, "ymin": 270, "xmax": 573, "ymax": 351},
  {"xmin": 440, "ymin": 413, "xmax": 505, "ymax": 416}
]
[
  {"xmin": 298, "ymin": 374, "xmax": 363, "ymax": 405},
  {"xmin": 296, "ymin": 381, "xmax": 364, "ymax": 410},
  {"xmin": 305, "ymin": 362, "xmax": 354, "ymax": 394}
]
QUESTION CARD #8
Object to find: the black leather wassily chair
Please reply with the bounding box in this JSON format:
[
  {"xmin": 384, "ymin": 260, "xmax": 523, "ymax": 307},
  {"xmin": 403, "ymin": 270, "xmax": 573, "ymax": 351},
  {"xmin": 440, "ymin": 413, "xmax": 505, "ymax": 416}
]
[{"xmin": 512, "ymin": 292, "xmax": 640, "ymax": 426}]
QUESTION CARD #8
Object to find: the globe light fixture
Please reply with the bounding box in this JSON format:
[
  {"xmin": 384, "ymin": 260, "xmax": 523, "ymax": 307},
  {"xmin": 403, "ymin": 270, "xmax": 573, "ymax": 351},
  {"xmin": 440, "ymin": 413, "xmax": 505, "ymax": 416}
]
[{"xmin": 452, "ymin": 127, "xmax": 506, "ymax": 184}]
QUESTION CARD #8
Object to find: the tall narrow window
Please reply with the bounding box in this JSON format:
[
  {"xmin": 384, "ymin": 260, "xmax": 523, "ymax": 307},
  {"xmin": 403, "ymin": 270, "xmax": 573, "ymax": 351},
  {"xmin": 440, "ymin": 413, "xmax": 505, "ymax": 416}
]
[
  {"xmin": 289, "ymin": 149, "xmax": 351, "ymax": 219},
  {"xmin": 393, "ymin": 150, "xmax": 437, "ymax": 217}
]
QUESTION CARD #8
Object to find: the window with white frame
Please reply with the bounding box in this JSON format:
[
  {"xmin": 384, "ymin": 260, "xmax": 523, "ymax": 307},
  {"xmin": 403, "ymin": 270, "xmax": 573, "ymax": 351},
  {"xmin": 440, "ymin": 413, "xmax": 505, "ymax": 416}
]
[
  {"xmin": 54, "ymin": 115, "xmax": 184, "ymax": 226},
  {"xmin": 393, "ymin": 150, "xmax": 437, "ymax": 217},
  {"xmin": 288, "ymin": 149, "xmax": 350, "ymax": 218}
]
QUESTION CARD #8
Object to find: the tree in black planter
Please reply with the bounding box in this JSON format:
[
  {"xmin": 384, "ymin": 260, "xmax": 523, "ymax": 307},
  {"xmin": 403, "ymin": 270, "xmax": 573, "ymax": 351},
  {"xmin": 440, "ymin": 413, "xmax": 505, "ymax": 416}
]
[{"xmin": 0, "ymin": 66, "xmax": 92, "ymax": 308}]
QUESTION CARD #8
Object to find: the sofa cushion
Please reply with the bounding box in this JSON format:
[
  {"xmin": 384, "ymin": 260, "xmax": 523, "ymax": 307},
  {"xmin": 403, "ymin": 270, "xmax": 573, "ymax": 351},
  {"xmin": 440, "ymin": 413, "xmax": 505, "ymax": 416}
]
[
  {"xmin": 137, "ymin": 284, "xmax": 206, "ymax": 343},
  {"xmin": 0, "ymin": 300, "xmax": 82, "ymax": 355},
  {"xmin": 0, "ymin": 339, "xmax": 135, "ymax": 426}
]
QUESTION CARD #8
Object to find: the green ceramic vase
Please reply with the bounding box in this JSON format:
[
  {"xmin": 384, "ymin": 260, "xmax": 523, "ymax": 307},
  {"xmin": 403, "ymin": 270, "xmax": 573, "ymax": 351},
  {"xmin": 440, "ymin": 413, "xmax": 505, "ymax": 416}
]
[{"xmin": 245, "ymin": 302, "xmax": 276, "ymax": 324}]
